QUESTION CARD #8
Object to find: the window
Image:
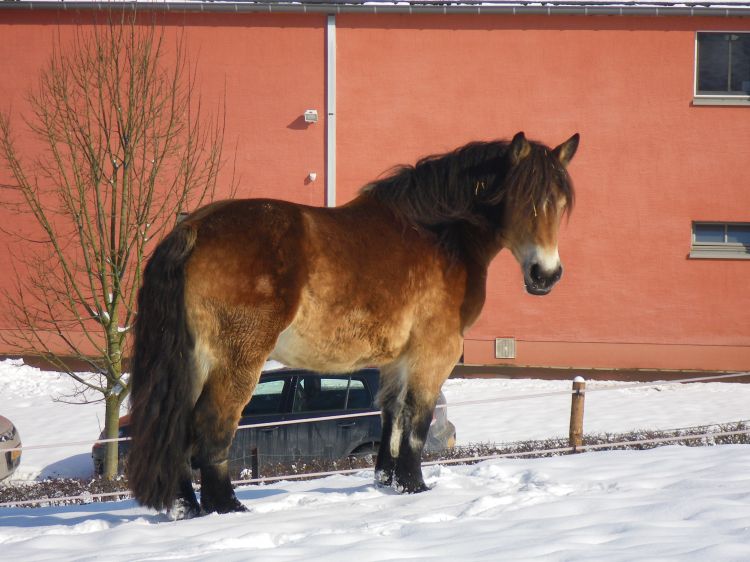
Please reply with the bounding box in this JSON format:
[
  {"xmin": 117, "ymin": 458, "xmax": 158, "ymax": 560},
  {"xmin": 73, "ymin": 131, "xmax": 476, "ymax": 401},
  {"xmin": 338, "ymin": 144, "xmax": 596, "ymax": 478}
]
[
  {"xmin": 695, "ymin": 32, "xmax": 750, "ymax": 104},
  {"xmin": 345, "ymin": 379, "xmax": 372, "ymax": 410},
  {"xmin": 690, "ymin": 222, "xmax": 750, "ymax": 259},
  {"xmin": 242, "ymin": 378, "xmax": 287, "ymax": 415},
  {"xmin": 292, "ymin": 376, "xmax": 373, "ymax": 412},
  {"xmin": 293, "ymin": 376, "xmax": 348, "ymax": 412}
]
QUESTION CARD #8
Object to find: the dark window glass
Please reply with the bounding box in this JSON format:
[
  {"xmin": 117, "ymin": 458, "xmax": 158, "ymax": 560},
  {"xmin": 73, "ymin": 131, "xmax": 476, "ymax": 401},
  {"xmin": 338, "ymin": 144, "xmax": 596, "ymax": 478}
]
[
  {"xmin": 698, "ymin": 34, "xmax": 731, "ymax": 93},
  {"xmin": 293, "ymin": 376, "xmax": 348, "ymax": 412},
  {"xmin": 243, "ymin": 378, "xmax": 286, "ymax": 415},
  {"xmin": 730, "ymin": 34, "xmax": 750, "ymax": 93},
  {"xmin": 694, "ymin": 223, "xmax": 725, "ymax": 243},
  {"xmin": 345, "ymin": 379, "xmax": 372, "ymax": 410},
  {"xmin": 727, "ymin": 225, "xmax": 750, "ymax": 245},
  {"xmin": 697, "ymin": 33, "xmax": 750, "ymax": 95}
]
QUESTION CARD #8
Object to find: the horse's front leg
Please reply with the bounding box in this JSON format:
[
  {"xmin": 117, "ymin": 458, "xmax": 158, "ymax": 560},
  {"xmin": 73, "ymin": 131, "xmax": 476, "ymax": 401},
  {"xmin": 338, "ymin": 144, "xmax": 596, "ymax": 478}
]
[
  {"xmin": 390, "ymin": 387, "xmax": 439, "ymax": 493},
  {"xmin": 376, "ymin": 344, "xmax": 459, "ymax": 493},
  {"xmin": 374, "ymin": 364, "xmax": 403, "ymax": 487},
  {"xmin": 374, "ymin": 403, "xmax": 398, "ymax": 487}
]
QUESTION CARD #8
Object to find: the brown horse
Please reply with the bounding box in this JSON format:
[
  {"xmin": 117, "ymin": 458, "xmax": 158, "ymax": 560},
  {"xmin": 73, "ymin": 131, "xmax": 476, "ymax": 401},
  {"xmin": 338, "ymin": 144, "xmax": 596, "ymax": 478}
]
[{"xmin": 127, "ymin": 131, "xmax": 579, "ymax": 518}]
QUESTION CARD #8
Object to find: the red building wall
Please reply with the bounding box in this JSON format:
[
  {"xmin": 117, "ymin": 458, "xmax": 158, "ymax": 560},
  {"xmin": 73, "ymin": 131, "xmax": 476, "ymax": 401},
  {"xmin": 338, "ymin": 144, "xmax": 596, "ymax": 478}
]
[
  {"xmin": 0, "ymin": 9, "xmax": 748, "ymax": 371},
  {"xmin": 335, "ymin": 14, "xmax": 750, "ymax": 371},
  {"xmin": 0, "ymin": 10, "xmax": 327, "ymax": 353}
]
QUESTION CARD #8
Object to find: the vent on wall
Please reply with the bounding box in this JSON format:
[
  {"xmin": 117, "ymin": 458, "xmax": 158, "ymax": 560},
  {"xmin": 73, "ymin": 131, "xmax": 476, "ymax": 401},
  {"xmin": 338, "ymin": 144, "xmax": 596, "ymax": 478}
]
[{"xmin": 495, "ymin": 338, "xmax": 516, "ymax": 359}]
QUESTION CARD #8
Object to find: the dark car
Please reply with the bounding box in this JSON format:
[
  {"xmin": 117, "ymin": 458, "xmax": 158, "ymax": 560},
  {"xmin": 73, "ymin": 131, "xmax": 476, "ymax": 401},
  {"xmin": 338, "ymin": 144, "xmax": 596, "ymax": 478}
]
[
  {"xmin": 92, "ymin": 368, "xmax": 456, "ymax": 476},
  {"xmin": 0, "ymin": 415, "xmax": 22, "ymax": 481}
]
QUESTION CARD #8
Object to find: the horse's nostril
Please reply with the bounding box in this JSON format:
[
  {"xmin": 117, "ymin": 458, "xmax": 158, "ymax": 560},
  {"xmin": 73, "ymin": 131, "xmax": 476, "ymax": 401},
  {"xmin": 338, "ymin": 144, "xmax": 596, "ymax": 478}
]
[
  {"xmin": 552, "ymin": 266, "xmax": 563, "ymax": 283},
  {"xmin": 528, "ymin": 263, "xmax": 562, "ymax": 289},
  {"xmin": 530, "ymin": 263, "xmax": 543, "ymax": 283}
]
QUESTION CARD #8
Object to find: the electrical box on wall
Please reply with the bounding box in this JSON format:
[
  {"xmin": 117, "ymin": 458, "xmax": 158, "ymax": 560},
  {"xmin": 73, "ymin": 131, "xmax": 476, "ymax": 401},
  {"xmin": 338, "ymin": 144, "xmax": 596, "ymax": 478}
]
[{"xmin": 495, "ymin": 338, "xmax": 516, "ymax": 359}]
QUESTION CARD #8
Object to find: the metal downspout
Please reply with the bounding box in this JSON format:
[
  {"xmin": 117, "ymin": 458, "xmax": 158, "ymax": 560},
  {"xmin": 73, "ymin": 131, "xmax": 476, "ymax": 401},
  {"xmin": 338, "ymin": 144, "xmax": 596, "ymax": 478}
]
[{"xmin": 326, "ymin": 14, "xmax": 336, "ymax": 208}]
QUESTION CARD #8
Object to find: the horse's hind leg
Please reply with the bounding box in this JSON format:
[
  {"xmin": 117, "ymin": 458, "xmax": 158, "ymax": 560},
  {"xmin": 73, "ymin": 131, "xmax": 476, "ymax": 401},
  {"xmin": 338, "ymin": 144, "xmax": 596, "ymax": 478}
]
[
  {"xmin": 192, "ymin": 355, "xmax": 268, "ymax": 514},
  {"xmin": 171, "ymin": 466, "xmax": 201, "ymax": 519},
  {"xmin": 199, "ymin": 461, "xmax": 242, "ymax": 515}
]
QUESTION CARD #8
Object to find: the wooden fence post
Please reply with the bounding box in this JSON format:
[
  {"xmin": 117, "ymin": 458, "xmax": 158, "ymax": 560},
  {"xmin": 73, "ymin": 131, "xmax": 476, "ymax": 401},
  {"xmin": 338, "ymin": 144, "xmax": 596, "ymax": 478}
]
[
  {"xmin": 251, "ymin": 447, "xmax": 259, "ymax": 482},
  {"xmin": 569, "ymin": 376, "xmax": 586, "ymax": 452}
]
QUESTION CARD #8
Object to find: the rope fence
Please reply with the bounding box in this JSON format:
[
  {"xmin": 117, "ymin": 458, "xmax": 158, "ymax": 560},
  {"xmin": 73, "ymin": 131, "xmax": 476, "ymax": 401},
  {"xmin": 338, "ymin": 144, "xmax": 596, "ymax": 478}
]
[
  {"xmin": 2, "ymin": 426, "xmax": 750, "ymax": 509},
  {"xmin": 5, "ymin": 370, "xmax": 749, "ymax": 455},
  {"xmin": 1, "ymin": 369, "xmax": 749, "ymax": 509},
  {"xmin": 423, "ymin": 428, "xmax": 750, "ymax": 467}
]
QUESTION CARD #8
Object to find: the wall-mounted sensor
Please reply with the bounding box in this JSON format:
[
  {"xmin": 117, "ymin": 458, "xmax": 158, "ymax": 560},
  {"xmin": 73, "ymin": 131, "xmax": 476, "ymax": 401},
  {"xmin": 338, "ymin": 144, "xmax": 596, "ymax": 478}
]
[
  {"xmin": 308, "ymin": 172, "xmax": 317, "ymax": 182},
  {"xmin": 304, "ymin": 109, "xmax": 318, "ymax": 124}
]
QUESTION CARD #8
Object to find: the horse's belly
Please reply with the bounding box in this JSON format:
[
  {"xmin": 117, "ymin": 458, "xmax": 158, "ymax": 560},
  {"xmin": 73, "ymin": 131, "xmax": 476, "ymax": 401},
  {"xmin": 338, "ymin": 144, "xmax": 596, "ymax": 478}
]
[{"xmin": 269, "ymin": 310, "xmax": 411, "ymax": 373}]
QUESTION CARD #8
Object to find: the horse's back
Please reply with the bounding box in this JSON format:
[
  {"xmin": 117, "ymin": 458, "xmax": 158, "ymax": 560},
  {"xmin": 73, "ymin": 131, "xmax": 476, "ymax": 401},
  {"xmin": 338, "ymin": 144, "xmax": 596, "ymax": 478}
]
[{"xmin": 181, "ymin": 196, "xmax": 465, "ymax": 372}]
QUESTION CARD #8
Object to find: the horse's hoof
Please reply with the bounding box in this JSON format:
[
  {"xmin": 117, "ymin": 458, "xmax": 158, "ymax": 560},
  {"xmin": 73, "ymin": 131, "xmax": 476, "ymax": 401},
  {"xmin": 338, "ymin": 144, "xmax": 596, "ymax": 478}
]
[
  {"xmin": 393, "ymin": 478, "xmax": 430, "ymax": 494},
  {"xmin": 228, "ymin": 500, "xmax": 249, "ymax": 513},
  {"xmin": 201, "ymin": 496, "xmax": 248, "ymax": 514},
  {"xmin": 167, "ymin": 498, "xmax": 204, "ymax": 520},
  {"xmin": 374, "ymin": 469, "xmax": 393, "ymax": 488},
  {"xmin": 406, "ymin": 482, "xmax": 431, "ymax": 494}
]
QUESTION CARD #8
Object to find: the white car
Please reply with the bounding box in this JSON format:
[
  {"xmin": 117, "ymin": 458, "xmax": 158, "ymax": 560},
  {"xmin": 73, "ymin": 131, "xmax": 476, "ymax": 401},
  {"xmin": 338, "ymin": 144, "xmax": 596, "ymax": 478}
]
[{"xmin": 0, "ymin": 415, "xmax": 21, "ymax": 481}]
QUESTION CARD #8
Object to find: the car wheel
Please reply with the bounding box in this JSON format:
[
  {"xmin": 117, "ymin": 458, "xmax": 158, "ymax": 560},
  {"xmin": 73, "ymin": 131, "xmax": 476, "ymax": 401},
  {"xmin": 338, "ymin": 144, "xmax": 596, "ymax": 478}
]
[{"xmin": 348, "ymin": 443, "xmax": 379, "ymax": 465}]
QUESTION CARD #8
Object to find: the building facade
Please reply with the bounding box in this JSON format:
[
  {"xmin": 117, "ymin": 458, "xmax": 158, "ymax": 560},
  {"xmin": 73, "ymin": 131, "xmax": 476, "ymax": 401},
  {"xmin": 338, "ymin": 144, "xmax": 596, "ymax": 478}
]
[{"xmin": 1, "ymin": 1, "xmax": 749, "ymax": 372}]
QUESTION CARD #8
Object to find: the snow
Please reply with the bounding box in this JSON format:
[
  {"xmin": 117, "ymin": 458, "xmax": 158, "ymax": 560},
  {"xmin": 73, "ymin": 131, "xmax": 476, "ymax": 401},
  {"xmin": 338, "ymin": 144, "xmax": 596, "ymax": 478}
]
[
  {"xmin": 0, "ymin": 359, "xmax": 114, "ymax": 481},
  {"xmin": 2, "ymin": 358, "xmax": 750, "ymax": 560}
]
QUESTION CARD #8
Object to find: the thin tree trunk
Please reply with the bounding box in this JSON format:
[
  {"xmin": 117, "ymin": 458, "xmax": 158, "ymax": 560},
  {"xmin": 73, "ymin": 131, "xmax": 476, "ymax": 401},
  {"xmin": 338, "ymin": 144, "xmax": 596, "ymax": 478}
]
[
  {"xmin": 103, "ymin": 393, "xmax": 122, "ymax": 480},
  {"xmin": 0, "ymin": 14, "xmax": 229, "ymax": 483}
]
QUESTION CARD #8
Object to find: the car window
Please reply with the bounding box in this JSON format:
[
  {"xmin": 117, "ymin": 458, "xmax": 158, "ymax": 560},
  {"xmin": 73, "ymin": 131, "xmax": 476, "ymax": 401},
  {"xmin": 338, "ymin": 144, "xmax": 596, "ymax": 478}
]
[
  {"xmin": 242, "ymin": 378, "xmax": 287, "ymax": 415},
  {"xmin": 293, "ymin": 376, "xmax": 350, "ymax": 412},
  {"xmin": 345, "ymin": 378, "xmax": 372, "ymax": 410}
]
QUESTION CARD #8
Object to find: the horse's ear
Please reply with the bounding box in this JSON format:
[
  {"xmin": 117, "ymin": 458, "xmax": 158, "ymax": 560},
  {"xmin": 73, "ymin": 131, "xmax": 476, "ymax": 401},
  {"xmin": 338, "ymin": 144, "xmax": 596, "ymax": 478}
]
[
  {"xmin": 509, "ymin": 131, "xmax": 531, "ymax": 165},
  {"xmin": 553, "ymin": 133, "xmax": 580, "ymax": 166}
]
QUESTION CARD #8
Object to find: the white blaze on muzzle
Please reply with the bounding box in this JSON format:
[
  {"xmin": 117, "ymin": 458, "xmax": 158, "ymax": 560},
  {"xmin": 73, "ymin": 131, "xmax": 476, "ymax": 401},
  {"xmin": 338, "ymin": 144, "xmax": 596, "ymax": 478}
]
[
  {"xmin": 528, "ymin": 244, "xmax": 561, "ymax": 274},
  {"xmin": 515, "ymin": 243, "xmax": 563, "ymax": 295}
]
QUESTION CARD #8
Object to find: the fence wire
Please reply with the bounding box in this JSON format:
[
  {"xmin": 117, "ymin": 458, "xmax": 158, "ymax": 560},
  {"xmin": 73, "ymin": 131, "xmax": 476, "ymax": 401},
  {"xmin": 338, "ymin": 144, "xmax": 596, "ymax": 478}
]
[
  {"xmin": 5, "ymin": 370, "xmax": 749, "ymax": 456},
  {"xmin": 2, "ymin": 426, "xmax": 750, "ymax": 509}
]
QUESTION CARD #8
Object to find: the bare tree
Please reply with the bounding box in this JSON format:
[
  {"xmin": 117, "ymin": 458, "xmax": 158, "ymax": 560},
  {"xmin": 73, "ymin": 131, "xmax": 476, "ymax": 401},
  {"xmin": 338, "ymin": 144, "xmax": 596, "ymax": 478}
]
[{"xmin": 0, "ymin": 12, "xmax": 230, "ymax": 479}]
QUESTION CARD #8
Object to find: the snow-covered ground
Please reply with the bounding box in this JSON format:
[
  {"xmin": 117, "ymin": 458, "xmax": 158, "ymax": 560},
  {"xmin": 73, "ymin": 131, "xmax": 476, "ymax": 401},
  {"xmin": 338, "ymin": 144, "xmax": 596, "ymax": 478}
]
[{"xmin": 1, "ymin": 358, "xmax": 750, "ymax": 560}]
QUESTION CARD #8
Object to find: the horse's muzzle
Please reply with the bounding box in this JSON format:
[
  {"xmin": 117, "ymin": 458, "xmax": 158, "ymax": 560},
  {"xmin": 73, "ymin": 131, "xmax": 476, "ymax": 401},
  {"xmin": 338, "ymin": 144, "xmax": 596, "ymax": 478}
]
[{"xmin": 524, "ymin": 262, "xmax": 563, "ymax": 296}]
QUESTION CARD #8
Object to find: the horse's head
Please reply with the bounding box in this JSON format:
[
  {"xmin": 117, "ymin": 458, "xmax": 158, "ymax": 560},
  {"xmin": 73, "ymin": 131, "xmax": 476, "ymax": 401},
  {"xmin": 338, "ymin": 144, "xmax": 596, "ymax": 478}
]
[{"xmin": 496, "ymin": 132, "xmax": 579, "ymax": 296}]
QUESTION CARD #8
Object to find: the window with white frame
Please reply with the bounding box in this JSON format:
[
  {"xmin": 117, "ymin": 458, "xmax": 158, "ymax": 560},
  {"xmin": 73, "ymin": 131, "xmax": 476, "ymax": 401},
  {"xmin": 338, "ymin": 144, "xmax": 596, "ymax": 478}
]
[
  {"xmin": 695, "ymin": 32, "xmax": 750, "ymax": 103},
  {"xmin": 690, "ymin": 222, "xmax": 750, "ymax": 259}
]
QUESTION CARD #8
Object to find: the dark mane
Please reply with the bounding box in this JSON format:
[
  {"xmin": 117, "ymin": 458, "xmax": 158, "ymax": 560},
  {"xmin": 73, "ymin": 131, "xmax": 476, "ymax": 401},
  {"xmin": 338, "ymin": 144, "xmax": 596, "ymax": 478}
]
[{"xmin": 363, "ymin": 138, "xmax": 575, "ymax": 242}]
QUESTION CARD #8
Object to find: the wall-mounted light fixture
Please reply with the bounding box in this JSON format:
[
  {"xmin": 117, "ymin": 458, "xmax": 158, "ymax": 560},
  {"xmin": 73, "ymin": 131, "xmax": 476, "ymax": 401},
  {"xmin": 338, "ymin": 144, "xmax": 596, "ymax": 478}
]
[{"xmin": 304, "ymin": 109, "xmax": 318, "ymax": 124}]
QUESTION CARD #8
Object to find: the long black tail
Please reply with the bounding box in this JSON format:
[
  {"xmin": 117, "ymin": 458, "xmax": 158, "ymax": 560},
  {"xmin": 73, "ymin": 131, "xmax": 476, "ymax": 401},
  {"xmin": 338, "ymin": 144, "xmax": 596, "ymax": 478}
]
[{"xmin": 128, "ymin": 224, "xmax": 199, "ymax": 511}]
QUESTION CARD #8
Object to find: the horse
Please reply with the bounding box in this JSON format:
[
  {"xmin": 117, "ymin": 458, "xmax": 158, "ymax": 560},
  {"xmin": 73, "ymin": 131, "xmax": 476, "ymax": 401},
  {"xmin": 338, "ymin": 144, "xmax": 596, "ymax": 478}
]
[{"xmin": 127, "ymin": 131, "xmax": 579, "ymax": 518}]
